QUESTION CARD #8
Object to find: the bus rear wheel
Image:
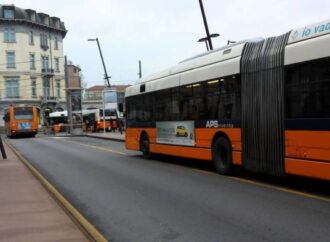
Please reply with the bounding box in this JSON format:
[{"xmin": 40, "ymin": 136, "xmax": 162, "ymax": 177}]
[
  {"xmin": 212, "ymin": 137, "xmax": 232, "ymax": 175},
  {"xmin": 140, "ymin": 134, "xmax": 152, "ymax": 159}
]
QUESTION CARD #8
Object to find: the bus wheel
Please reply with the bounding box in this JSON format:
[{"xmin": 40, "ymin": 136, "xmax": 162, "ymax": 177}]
[
  {"xmin": 140, "ymin": 134, "xmax": 152, "ymax": 159},
  {"xmin": 212, "ymin": 137, "xmax": 232, "ymax": 175}
]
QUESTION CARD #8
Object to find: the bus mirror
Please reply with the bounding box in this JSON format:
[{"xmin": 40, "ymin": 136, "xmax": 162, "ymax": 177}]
[
  {"xmin": 118, "ymin": 103, "xmax": 124, "ymax": 112},
  {"xmin": 3, "ymin": 114, "xmax": 9, "ymax": 122}
]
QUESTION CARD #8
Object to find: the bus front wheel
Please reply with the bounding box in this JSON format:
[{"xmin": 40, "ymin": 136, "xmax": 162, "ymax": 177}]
[
  {"xmin": 212, "ymin": 137, "xmax": 232, "ymax": 175},
  {"xmin": 140, "ymin": 134, "xmax": 152, "ymax": 159}
]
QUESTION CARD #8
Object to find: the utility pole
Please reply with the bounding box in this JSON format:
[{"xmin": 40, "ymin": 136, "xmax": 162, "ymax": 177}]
[{"xmin": 64, "ymin": 56, "xmax": 72, "ymax": 133}]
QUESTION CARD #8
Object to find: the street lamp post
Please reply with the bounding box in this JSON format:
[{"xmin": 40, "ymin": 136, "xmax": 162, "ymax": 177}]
[
  {"xmin": 102, "ymin": 90, "xmax": 106, "ymax": 133},
  {"xmin": 198, "ymin": 0, "xmax": 219, "ymax": 51},
  {"xmin": 199, "ymin": 0, "xmax": 213, "ymax": 50},
  {"xmin": 198, "ymin": 33, "xmax": 219, "ymax": 51},
  {"xmin": 198, "ymin": 37, "xmax": 209, "ymax": 51},
  {"xmin": 88, "ymin": 38, "xmax": 111, "ymax": 88},
  {"xmin": 88, "ymin": 37, "xmax": 110, "ymax": 133}
]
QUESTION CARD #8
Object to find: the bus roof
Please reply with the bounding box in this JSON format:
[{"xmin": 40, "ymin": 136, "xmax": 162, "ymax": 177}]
[
  {"xmin": 126, "ymin": 18, "xmax": 330, "ymax": 98},
  {"xmin": 49, "ymin": 111, "xmax": 67, "ymax": 118}
]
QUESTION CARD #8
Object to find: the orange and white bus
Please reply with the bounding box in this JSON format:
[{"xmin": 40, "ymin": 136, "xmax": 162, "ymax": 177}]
[
  {"xmin": 3, "ymin": 106, "xmax": 39, "ymax": 138},
  {"xmin": 83, "ymin": 108, "xmax": 119, "ymax": 132},
  {"xmin": 125, "ymin": 19, "xmax": 330, "ymax": 181}
]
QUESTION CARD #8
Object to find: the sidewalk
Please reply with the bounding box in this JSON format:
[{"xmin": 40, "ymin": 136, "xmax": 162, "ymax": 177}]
[
  {"xmin": 0, "ymin": 141, "xmax": 90, "ymax": 242},
  {"xmin": 85, "ymin": 131, "xmax": 125, "ymax": 142}
]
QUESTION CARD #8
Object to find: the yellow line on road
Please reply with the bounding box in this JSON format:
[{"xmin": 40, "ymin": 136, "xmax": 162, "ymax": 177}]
[
  {"xmin": 228, "ymin": 176, "xmax": 330, "ymax": 203},
  {"xmin": 60, "ymin": 139, "xmax": 127, "ymax": 156},
  {"xmin": 5, "ymin": 140, "xmax": 108, "ymax": 242},
  {"xmin": 190, "ymin": 168, "xmax": 330, "ymax": 203}
]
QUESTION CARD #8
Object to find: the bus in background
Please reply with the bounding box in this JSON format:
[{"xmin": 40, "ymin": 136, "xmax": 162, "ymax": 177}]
[
  {"xmin": 104, "ymin": 89, "xmax": 124, "ymax": 129},
  {"xmin": 3, "ymin": 106, "xmax": 39, "ymax": 138},
  {"xmin": 83, "ymin": 108, "xmax": 119, "ymax": 132},
  {"xmin": 125, "ymin": 19, "xmax": 330, "ymax": 181},
  {"xmin": 49, "ymin": 110, "xmax": 68, "ymax": 133},
  {"xmin": 47, "ymin": 108, "xmax": 120, "ymax": 133}
]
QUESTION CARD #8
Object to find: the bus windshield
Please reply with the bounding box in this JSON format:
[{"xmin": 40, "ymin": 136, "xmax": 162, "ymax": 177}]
[
  {"xmin": 100, "ymin": 109, "xmax": 117, "ymax": 117},
  {"xmin": 104, "ymin": 91, "xmax": 117, "ymax": 103},
  {"xmin": 14, "ymin": 109, "xmax": 33, "ymax": 120}
]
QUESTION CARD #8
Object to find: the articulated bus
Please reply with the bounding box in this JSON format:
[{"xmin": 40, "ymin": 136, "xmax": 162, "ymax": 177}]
[
  {"xmin": 3, "ymin": 106, "xmax": 39, "ymax": 138},
  {"xmin": 125, "ymin": 19, "xmax": 330, "ymax": 181}
]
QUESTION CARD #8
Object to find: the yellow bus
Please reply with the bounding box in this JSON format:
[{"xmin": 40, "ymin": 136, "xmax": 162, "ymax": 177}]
[
  {"xmin": 125, "ymin": 19, "xmax": 330, "ymax": 181},
  {"xmin": 3, "ymin": 106, "xmax": 39, "ymax": 138}
]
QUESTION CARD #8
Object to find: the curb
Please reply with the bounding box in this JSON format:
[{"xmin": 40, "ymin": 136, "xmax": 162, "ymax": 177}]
[
  {"xmin": 85, "ymin": 134, "xmax": 125, "ymax": 142},
  {"xmin": 4, "ymin": 139, "xmax": 108, "ymax": 242}
]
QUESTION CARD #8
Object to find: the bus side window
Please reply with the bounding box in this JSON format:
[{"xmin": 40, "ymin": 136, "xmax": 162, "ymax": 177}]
[{"xmin": 285, "ymin": 58, "xmax": 330, "ymax": 119}]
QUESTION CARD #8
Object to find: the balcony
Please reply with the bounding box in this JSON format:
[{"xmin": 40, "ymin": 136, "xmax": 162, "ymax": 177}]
[
  {"xmin": 40, "ymin": 44, "xmax": 49, "ymax": 51},
  {"xmin": 40, "ymin": 96, "xmax": 59, "ymax": 104},
  {"xmin": 42, "ymin": 68, "xmax": 54, "ymax": 77}
]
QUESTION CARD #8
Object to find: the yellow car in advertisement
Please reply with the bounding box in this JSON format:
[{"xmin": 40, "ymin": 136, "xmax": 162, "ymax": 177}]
[{"xmin": 176, "ymin": 125, "xmax": 188, "ymax": 137}]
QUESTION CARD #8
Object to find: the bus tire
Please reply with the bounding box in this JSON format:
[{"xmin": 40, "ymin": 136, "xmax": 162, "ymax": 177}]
[
  {"xmin": 140, "ymin": 134, "xmax": 152, "ymax": 159},
  {"xmin": 212, "ymin": 137, "xmax": 232, "ymax": 175}
]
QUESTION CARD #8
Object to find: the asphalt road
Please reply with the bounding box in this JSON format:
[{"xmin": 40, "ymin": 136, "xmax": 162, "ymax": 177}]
[{"xmin": 7, "ymin": 135, "xmax": 330, "ymax": 242}]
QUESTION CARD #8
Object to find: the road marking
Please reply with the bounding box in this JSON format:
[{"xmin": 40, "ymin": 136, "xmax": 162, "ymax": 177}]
[
  {"xmin": 191, "ymin": 168, "xmax": 216, "ymax": 176},
  {"xmin": 228, "ymin": 176, "xmax": 330, "ymax": 203},
  {"xmin": 49, "ymin": 136, "xmax": 69, "ymax": 139},
  {"xmin": 190, "ymin": 168, "xmax": 330, "ymax": 203},
  {"xmin": 4, "ymin": 140, "xmax": 108, "ymax": 242},
  {"xmin": 62, "ymin": 139, "xmax": 127, "ymax": 156}
]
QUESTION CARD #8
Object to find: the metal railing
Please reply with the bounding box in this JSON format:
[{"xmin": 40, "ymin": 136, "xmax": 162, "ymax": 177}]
[{"xmin": 40, "ymin": 96, "xmax": 59, "ymax": 103}]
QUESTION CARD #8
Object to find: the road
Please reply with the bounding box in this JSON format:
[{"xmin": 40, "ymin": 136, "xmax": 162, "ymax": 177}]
[{"xmin": 6, "ymin": 135, "xmax": 330, "ymax": 242}]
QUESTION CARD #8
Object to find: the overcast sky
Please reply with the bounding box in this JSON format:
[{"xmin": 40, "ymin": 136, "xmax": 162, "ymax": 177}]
[{"xmin": 3, "ymin": 0, "xmax": 330, "ymax": 87}]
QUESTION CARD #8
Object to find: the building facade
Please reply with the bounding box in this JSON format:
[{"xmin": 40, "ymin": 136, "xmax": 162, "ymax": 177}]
[
  {"xmin": 67, "ymin": 64, "xmax": 81, "ymax": 88},
  {"xmin": 83, "ymin": 85, "xmax": 129, "ymax": 109},
  {"xmin": 0, "ymin": 4, "xmax": 67, "ymax": 125}
]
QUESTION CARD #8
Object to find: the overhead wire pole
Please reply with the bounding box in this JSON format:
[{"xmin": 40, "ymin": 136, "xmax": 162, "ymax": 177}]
[
  {"xmin": 88, "ymin": 38, "xmax": 111, "ymax": 88},
  {"xmin": 199, "ymin": 0, "xmax": 213, "ymax": 50},
  {"xmin": 64, "ymin": 55, "xmax": 73, "ymax": 133},
  {"xmin": 138, "ymin": 60, "xmax": 142, "ymax": 79}
]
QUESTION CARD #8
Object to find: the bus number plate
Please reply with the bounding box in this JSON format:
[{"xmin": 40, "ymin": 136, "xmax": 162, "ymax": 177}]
[{"xmin": 18, "ymin": 122, "xmax": 31, "ymax": 130}]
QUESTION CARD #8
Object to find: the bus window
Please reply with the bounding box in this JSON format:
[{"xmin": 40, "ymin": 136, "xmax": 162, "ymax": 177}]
[
  {"xmin": 14, "ymin": 109, "xmax": 33, "ymax": 120},
  {"xmin": 143, "ymin": 93, "xmax": 155, "ymax": 121},
  {"xmin": 181, "ymin": 85, "xmax": 193, "ymax": 120},
  {"xmin": 155, "ymin": 89, "xmax": 171, "ymax": 121},
  {"xmin": 286, "ymin": 58, "xmax": 330, "ymax": 119},
  {"xmin": 207, "ymin": 79, "xmax": 220, "ymax": 120},
  {"xmin": 171, "ymin": 89, "xmax": 181, "ymax": 120}
]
